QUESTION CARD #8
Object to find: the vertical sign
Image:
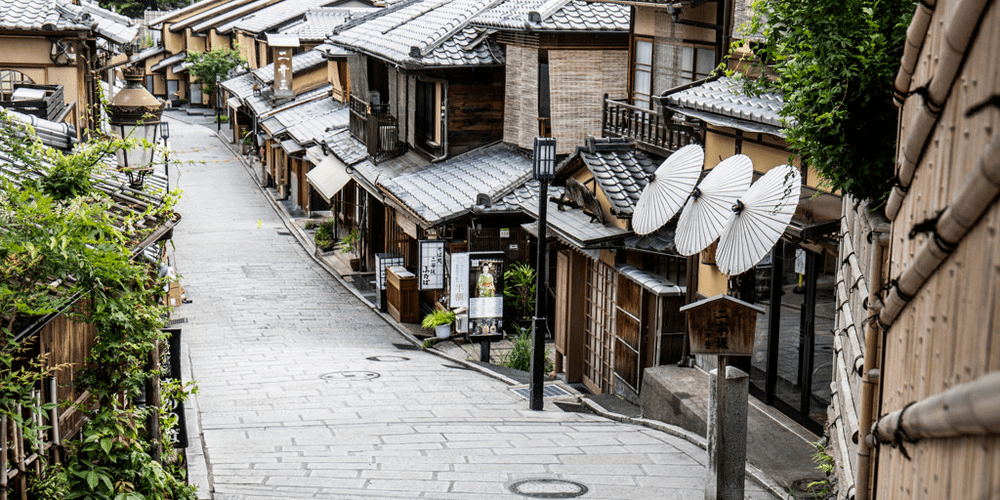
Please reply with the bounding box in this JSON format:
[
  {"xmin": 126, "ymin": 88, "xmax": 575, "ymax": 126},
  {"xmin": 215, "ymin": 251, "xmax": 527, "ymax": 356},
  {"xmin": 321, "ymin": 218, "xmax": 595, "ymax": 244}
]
[
  {"xmin": 468, "ymin": 252, "xmax": 504, "ymax": 342},
  {"xmin": 273, "ymin": 47, "xmax": 293, "ymax": 99},
  {"xmin": 375, "ymin": 253, "xmax": 404, "ymax": 291},
  {"xmin": 450, "ymin": 252, "xmax": 470, "ymax": 310},
  {"xmin": 418, "ymin": 240, "xmax": 446, "ymax": 290}
]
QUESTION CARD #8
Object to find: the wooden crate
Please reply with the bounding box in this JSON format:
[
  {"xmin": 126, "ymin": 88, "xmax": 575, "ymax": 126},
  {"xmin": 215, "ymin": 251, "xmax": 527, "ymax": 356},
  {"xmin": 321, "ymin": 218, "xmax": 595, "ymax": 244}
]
[{"xmin": 386, "ymin": 266, "xmax": 419, "ymax": 324}]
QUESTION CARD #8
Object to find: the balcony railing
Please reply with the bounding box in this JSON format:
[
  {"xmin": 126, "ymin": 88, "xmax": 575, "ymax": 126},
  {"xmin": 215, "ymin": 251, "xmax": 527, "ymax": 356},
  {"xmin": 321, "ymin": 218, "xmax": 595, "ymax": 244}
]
[
  {"xmin": 602, "ymin": 96, "xmax": 702, "ymax": 155},
  {"xmin": 349, "ymin": 94, "xmax": 408, "ymax": 163}
]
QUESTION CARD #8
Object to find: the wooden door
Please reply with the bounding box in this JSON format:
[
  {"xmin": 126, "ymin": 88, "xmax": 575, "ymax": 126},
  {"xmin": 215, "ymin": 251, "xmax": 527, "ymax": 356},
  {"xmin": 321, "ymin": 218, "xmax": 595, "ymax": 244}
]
[
  {"xmin": 614, "ymin": 277, "xmax": 643, "ymax": 396},
  {"xmin": 583, "ymin": 258, "xmax": 616, "ymax": 394}
]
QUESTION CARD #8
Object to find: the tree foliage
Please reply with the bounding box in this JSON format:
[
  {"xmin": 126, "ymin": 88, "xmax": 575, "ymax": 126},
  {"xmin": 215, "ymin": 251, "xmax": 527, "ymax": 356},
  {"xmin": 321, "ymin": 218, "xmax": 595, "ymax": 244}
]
[
  {"xmin": 0, "ymin": 108, "xmax": 194, "ymax": 499},
  {"xmin": 730, "ymin": 0, "xmax": 915, "ymax": 201},
  {"xmin": 185, "ymin": 48, "xmax": 247, "ymax": 102},
  {"xmin": 97, "ymin": 0, "xmax": 192, "ymax": 20}
]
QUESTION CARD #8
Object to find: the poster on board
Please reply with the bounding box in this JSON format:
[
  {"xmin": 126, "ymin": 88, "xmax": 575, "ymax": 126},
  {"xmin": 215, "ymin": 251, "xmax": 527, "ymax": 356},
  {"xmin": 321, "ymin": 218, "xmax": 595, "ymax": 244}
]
[
  {"xmin": 418, "ymin": 240, "xmax": 446, "ymax": 290},
  {"xmin": 450, "ymin": 252, "xmax": 470, "ymax": 310},
  {"xmin": 468, "ymin": 252, "xmax": 504, "ymax": 342}
]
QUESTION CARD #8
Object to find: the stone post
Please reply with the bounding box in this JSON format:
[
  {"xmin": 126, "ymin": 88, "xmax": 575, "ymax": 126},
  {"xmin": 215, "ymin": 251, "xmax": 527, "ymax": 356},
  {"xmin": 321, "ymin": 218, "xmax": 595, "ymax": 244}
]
[{"xmin": 706, "ymin": 364, "xmax": 749, "ymax": 500}]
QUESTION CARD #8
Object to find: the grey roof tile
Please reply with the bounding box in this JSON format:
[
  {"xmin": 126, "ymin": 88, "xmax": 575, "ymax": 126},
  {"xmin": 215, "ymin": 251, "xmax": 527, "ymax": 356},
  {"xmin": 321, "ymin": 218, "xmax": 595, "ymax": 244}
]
[
  {"xmin": 331, "ymin": 0, "xmax": 501, "ymax": 68},
  {"xmin": 521, "ymin": 197, "xmax": 627, "ymax": 248},
  {"xmin": 170, "ymin": 0, "xmax": 265, "ymax": 32},
  {"xmin": 1, "ymin": 0, "xmax": 137, "ymax": 45},
  {"xmin": 323, "ymin": 128, "xmax": 368, "ymax": 166},
  {"xmin": 281, "ymin": 7, "xmax": 376, "ymax": 41},
  {"xmin": 220, "ymin": 72, "xmax": 259, "ymax": 100},
  {"xmin": 252, "ymin": 49, "xmax": 326, "ymax": 84},
  {"xmin": 222, "ymin": 0, "xmax": 350, "ymax": 34},
  {"xmin": 474, "ymin": 0, "xmax": 628, "ymax": 32},
  {"xmin": 151, "ymin": 51, "xmax": 187, "ymax": 72},
  {"xmin": 662, "ymin": 77, "xmax": 791, "ymax": 135},
  {"xmin": 579, "ymin": 138, "xmax": 656, "ymax": 218},
  {"xmin": 378, "ymin": 143, "xmax": 532, "ymax": 226}
]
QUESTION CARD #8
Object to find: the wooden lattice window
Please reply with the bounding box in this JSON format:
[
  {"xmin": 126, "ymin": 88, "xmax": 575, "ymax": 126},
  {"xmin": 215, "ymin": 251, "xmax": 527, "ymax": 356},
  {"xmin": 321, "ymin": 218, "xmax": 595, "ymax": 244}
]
[{"xmin": 584, "ymin": 258, "xmax": 616, "ymax": 394}]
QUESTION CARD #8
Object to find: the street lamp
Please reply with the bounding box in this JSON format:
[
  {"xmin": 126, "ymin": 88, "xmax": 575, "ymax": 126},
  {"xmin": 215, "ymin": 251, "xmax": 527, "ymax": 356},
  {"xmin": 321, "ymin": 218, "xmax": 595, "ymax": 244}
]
[
  {"xmin": 159, "ymin": 121, "xmax": 170, "ymax": 191},
  {"xmin": 109, "ymin": 65, "xmax": 164, "ymax": 190},
  {"xmin": 530, "ymin": 137, "xmax": 556, "ymax": 411}
]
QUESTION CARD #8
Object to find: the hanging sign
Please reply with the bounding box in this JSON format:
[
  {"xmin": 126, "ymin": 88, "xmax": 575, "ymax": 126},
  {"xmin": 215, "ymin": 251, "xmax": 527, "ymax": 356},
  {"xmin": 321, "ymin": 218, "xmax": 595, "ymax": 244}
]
[
  {"xmin": 375, "ymin": 253, "xmax": 404, "ymax": 291},
  {"xmin": 468, "ymin": 252, "xmax": 504, "ymax": 342},
  {"xmin": 450, "ymin": 252, "xmax": 470, "ymax": 309},
  {"xmin": 418, "ymin": 240, "xmax": 446, "ymax": 290}
]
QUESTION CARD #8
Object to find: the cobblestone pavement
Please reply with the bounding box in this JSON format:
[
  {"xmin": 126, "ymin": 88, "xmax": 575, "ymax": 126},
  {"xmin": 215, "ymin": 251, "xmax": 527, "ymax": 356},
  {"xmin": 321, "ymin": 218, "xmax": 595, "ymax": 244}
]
[{"xmin": 164, "ymin": 113, "xmax": 777, "ymax": 500}]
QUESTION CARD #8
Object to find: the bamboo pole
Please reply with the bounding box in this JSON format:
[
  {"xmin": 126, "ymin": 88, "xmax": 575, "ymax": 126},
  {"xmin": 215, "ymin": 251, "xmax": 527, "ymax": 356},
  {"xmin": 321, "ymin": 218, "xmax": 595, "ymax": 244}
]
[
  {"xmin": 855, "ymin": 217, "xmax": 888, "ymax": 500},
  {"xmin": 881, "ymin": 133, "xmax": 1000, "ymax": 327},
  {"xmin": 2, "ymin": 415, "xmax": 8, "ymax": 500},
  {"xmin": 894, "ymin": 0, "xmax": 937, "ymax": 105},
  {"xmin": 49, "ymin": 376, "xmax": 60, "ymax": 464},
  {"xmin": 873, "ymin": 371, "xmax": 1000, "ymax": 442},
  {"xmin": 886, "ymin": 0, "xmax": 992, "ymax": 220}
]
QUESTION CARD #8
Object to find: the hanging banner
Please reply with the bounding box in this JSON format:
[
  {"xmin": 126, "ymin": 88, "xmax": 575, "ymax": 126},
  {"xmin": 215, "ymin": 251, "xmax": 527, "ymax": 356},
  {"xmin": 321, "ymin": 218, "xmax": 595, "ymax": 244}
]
[
  {"xmin": 468, "ymin": 252, "xmax": 504, "ymax": 342},
  {"xmin": 418, "ymin": 240, "xmax": 446, "ymax": 290},
  {"xmin": 450, "ymin": 252, "xmax": 470, "ymax": 309}
]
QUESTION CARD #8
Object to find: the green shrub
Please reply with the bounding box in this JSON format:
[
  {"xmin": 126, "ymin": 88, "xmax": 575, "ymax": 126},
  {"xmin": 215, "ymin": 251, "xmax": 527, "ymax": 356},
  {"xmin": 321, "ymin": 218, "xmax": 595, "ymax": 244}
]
[
  {"xmin": 422, "ymin": 309, "xmax": 456, "ymax": 329},
  {"xmin": 313, "ymin": 221, "xmax": 335, "ymax": 250}
]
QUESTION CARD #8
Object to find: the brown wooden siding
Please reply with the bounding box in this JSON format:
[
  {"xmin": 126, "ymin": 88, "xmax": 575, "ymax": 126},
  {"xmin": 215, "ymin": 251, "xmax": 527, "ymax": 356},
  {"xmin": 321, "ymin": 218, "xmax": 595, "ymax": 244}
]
[{"xmin": 446, "ymin": 68, "xmax": 505, "ymax": 157}]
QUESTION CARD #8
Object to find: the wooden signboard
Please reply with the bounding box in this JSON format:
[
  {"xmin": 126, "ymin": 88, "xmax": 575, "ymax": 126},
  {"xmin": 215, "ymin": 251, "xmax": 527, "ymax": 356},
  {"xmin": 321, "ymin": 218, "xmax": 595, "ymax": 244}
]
[{"xmin": 679, "ymin": 294, "xmax": 764, "ymax": 356}]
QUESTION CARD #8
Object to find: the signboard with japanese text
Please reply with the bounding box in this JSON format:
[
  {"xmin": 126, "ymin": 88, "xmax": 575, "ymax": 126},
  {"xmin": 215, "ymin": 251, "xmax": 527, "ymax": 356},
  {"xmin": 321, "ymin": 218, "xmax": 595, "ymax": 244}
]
[
  {"xmin": 468, "ymin": 252, "xmax": 504, "ymax": 342},
  {"xmin": 273, "ymin": 47, "xmax": 293, "ymax": 98},
  {"xmin": 418, "ymin": 240, "xmax": 446, "ymax": 290},
  {"xmin": 679, "ymin": 294, "xmax": 764, "ymax": 356},
  {"xmin": 450, "ymin": 252, "xmax": 470, "ymax": 309}
]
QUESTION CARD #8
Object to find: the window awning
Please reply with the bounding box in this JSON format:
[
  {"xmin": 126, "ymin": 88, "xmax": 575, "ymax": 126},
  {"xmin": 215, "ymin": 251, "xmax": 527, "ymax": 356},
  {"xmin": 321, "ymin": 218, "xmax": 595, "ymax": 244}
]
[
  {"xmin": 306, "ymin": 154, "xmax": 351, "ymax": 201},
  {"xmin": 226, "ymin": 96, "xmax": 241, "ymax": 109}
]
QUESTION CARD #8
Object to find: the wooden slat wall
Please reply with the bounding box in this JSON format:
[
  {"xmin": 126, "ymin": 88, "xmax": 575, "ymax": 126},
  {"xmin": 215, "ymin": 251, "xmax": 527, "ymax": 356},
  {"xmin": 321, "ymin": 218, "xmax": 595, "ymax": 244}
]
[
  {"xmin": 875, "ymin": 1, "xmax": 1000, "ymax": 498},
  {"xmin": 446, "ymin": 68, "xmax": 505, "ymax": 157},
  {"xmin": 549, "ymin": 49, "xmax": 628, "ymax": 154}
]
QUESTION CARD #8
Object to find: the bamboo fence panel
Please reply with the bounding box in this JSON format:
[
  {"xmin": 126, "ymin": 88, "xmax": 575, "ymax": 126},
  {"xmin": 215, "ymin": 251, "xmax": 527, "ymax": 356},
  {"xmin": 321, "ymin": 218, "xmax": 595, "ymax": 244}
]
[{"xmin": 876, "ymin": 1, "xmax": 1000, "ymax": 497}]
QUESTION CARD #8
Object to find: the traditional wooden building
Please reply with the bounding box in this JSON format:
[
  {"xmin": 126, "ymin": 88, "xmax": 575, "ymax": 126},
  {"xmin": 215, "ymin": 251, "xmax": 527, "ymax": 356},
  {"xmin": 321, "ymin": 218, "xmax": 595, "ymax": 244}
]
[{"xmin": 831, "ymin": 0, "xmax": 1000, "ymax": 498}]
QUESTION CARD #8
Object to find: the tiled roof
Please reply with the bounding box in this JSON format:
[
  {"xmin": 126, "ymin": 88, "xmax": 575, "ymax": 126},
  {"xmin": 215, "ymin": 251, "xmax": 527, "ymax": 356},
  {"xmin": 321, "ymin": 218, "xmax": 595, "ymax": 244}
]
[
  {"xmin": 0, "ymin": 0, "xmax": 137, "ymax": 45},
  {"xmin": 249, "ymin": 84, "xmax": 332, "ymax": 117},
  {"xmin": 252, "ymin": 49, "xmax": 326, "ymax": 84},
  {"xmin": 151, "ymin": 51, "xmax": 186, "ymax": 72},
  {"xmin": 378, "ymin": 143, "xmax": 532, "ymax": 226},
  {"xmin": 189, "ymin": 0, "xmax": 285, "ymax": 33},
  {"xmin": 286, "ymin": 106, "xmax": 348, "ymax": 145},
  {"xmin": 149, "ymin": 0, "xmax": 227, "ymax": 27},
  {"xmin": 323, "ymin": 128, "xmax": 368, "ymax": 166},
  {"xmin": 662, "ymin": 77, "xmax": 790, "ymax": 136},
  {"xmin": 130, "ymin": 46, "xmax": 166, "ymax": 64},
  {"xmin": 482, "ymin": 178, "xmax": 564, "ymax": 214},
  {"xmin": 220, "ymin": 72, "xmax": 259, "ymax": 100},
  {"xmin": 168, "ymin": 0, "xmax": 260, "ymax": 31},
  {"xmin": 578, "ymin": 137, "xmax": 657, "ymax": 218},
  {"xmin": 474, "ymin": 0, "xmax": 628, "ymax": 32},
  {"xmin": 624, "ymin": 228, "xmax": 679, "ymax": 255},
  {"xmin": 222, "ymin": 0, "xmax": 343, "ymax": 34},
  {"xmin": 281, "ymin": 7, "xmax": 375, "ymax": 41},
  {"xmin": 331, "ymin": 0, "xmax": 502, "ymax": 69},
  {"xmin": 350, "ymin": 151, "xmax": 426, "ymax": 200},
  {"xmin": 521, "ymin": 198, "xmax": 627, "ymax": 248},
  {"xmin": 1, "ymin": 109, "xmax": 77, "ymax": 150},
  {"xmin": 616, "ymin": 265, "xmax": 684, "ymax": 296}
]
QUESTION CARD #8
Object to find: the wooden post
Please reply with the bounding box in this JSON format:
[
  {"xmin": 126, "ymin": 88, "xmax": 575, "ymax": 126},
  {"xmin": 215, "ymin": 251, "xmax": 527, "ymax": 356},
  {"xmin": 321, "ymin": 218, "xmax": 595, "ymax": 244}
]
[
  {"xmin": 48, "ymin": 377, "xmax": 60, "ymax": 464},
  {"xmin": 2, "ymin": 415, "xmax": 8, "ymax": 500},
  {"xmin": 148, "ymin": 342, "xmax": 162, "ymax": 463}
]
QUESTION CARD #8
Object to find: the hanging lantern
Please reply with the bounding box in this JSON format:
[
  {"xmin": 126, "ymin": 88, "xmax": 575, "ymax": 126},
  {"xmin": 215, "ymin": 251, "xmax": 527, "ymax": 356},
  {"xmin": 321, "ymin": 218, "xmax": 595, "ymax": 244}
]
[{"xmin": 108, "ymin": 66, "xmax": 164, "ymax": 189}]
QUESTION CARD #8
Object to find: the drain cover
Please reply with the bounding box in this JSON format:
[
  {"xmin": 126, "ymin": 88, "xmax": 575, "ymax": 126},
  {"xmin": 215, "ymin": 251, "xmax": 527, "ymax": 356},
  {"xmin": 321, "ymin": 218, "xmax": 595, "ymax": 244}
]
[
  {"xmin": 320, "ymin": 371, "xmax": 379, "ymax": 381},
  {"xmin": 366, "ymin": 355, "xmax": 410, "ymax": 362},
  {"xmin": 508, "ymin": 479, "xmax": 588, "ymax": 498},
  {"xmin": 510, "ymin": 384, "xmax": 573, "ymax": 400}
]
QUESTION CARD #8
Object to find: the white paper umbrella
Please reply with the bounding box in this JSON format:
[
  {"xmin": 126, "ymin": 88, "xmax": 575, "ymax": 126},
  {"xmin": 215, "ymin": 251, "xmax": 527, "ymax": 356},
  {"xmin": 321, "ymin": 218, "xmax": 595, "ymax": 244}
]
[
  {"xmin": 715, "ymin": 165, "xmax": 802, "ymax": 275},
  {"xmin": 674, "ymin": 154, "xmax": 753, "ymax": 256},
  {"xmin": 631, "ymin": 144, "xmax": 704, "ymax": 235}
]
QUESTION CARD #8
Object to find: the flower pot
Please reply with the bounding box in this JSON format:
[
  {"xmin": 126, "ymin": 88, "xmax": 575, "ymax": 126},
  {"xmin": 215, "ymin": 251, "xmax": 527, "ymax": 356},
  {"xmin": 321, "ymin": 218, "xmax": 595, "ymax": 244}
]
[
  {"xmin": 435, "ymin": 324, "xmax": 451, "ymax": 339},
  {"xmin": 349, "ymin": 258, "xmax": 361, "ymax": 271}
]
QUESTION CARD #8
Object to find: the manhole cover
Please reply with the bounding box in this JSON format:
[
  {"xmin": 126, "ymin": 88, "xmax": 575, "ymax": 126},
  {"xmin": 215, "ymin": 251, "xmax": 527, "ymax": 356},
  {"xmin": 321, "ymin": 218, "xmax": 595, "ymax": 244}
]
[
  {"xmin": 508, "ymin": 479, "xmax": 588, "ymax": 498},
  {"xmin": 366, "ymin": 355, "xmax": 410, "ymax": 362},
  {"xmin": 320, "ymin": 371, "xmax": 380, "ymax": 381}
]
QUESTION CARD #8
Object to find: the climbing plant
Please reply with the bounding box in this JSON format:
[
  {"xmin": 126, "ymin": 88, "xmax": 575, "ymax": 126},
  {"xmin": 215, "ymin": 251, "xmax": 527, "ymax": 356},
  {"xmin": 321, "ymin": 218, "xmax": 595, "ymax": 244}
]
[
  {"xmin": 728, "ymin": 0, "xmax": 915, "ymax": 202},
  {"xmin": 0, "ymin": 108, "xmax": 194, "ymax": 499}
]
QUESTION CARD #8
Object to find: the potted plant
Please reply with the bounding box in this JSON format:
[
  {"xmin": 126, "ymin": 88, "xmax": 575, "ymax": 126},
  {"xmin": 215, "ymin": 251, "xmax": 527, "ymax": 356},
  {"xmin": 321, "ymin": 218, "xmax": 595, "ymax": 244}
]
[
  {"xmin": 313, "ymin": 220, "xmax": 336, "ymax": 252},
  {"xmin": 338, "ymin": 228, "xmax": 362, "ymax": 271},
  {"xmin": 422, "ymin": 309, "xmax": 456, "ymax": 339},
  {"xmin": 503, "ymin": 262, "xmax": 536, "ymax": 332}
]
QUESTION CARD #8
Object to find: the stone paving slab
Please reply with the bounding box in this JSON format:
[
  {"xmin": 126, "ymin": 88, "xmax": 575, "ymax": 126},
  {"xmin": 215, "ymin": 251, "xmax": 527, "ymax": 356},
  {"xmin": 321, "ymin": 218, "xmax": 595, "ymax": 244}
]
[{"xmin": 163, "ymin": 113, "xmax": 778, "ymax": 500}]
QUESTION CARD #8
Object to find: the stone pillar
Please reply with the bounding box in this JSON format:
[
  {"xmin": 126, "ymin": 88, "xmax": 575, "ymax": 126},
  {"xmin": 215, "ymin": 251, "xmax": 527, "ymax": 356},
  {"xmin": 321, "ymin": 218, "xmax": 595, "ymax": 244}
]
[{"xmin": 706, "ymin": 365, "xmax": 749, "ymax": 500}]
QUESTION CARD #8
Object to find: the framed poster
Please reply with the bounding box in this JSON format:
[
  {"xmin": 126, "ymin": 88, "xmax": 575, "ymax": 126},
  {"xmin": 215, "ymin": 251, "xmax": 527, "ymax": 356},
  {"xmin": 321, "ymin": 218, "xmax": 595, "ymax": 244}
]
[
  {"xmin": 468, "ymin": 252, "xmax": 504, "ymax": 342},
  {"xmin": 450, "ymin": 252, "xmax": 470, "ymax": 309},
  {"xmin": 418, "ymin": 240, "xmax": 446, "ymax": 290}
]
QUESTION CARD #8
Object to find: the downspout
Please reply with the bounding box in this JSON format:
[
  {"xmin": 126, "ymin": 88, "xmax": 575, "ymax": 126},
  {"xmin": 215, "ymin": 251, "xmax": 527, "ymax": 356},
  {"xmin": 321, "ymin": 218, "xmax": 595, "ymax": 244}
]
[{"xmin": 855, "ymin": 219, "xmax": 889, "ymax": 500}]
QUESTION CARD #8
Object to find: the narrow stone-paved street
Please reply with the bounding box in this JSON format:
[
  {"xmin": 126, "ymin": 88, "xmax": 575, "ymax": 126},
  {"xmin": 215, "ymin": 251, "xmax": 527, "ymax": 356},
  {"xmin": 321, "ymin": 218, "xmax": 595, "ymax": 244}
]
[{"xmin": 163, "ymin": 113, "xmax": 776, "ymax": 499}]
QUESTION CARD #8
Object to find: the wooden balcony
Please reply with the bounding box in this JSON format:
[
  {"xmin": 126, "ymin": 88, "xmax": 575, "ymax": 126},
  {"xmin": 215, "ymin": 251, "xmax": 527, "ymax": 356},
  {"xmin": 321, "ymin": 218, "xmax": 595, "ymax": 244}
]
[
  {"xmin": 349, "ymin": 95, "xmax": 408, "ymax": 163},
  {"xmin": 601, "ymin": 96, "xmax": 702, "ymax": 156}
]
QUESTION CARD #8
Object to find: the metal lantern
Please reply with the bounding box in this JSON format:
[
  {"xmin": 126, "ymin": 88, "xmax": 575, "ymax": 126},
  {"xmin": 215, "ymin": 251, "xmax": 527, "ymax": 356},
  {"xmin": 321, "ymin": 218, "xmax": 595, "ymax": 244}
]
[
  {"xmin": 109, "ymin": 66, "xmax": 164, "ymax": 189},
  {"xmin": 532, "ymin": 137, "xmax": 556, "ymax": 181}
]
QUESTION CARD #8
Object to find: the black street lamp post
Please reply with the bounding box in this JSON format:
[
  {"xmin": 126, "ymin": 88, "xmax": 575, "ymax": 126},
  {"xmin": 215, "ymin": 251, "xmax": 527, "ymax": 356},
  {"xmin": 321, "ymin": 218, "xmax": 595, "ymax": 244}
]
[{"xmin": 530, "ymin": 137, "xmax": 556, "ymax": 411}]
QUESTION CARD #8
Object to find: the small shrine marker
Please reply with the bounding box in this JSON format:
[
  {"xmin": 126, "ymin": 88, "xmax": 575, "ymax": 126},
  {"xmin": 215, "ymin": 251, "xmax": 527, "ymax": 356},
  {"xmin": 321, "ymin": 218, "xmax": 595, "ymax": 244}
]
[{"xmin": 680, "ymin": 294, "xmax": 764, "ymax": 500}]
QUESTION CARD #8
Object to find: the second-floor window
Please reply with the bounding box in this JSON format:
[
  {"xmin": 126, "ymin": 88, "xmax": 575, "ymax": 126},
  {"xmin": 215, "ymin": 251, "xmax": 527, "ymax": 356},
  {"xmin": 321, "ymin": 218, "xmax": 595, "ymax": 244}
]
[
  {"xmin": 415, "ymin": 80, "xmax": 441, "ymax": 149},
  {"xmin": 633, "ymin": 39, "xmax": 653, "ymax": 109},
  {"xmin": 679, "ymin": 46, "xmax": 715, "ymax": 84}
]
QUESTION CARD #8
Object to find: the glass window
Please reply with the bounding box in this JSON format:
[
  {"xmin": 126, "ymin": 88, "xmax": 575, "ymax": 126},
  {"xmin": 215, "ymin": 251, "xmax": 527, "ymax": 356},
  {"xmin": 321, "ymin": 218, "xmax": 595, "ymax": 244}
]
[
  {"xmin": 678, "ymin": 46, "xmax": 716, "ymax": 84},
  {"xmin": 0, "ymin": 70, "xmax": 35, "ymax": 101},
  {"xmin": 633, "ymin": 39, "xmax": 653, "ymax": 109}
]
